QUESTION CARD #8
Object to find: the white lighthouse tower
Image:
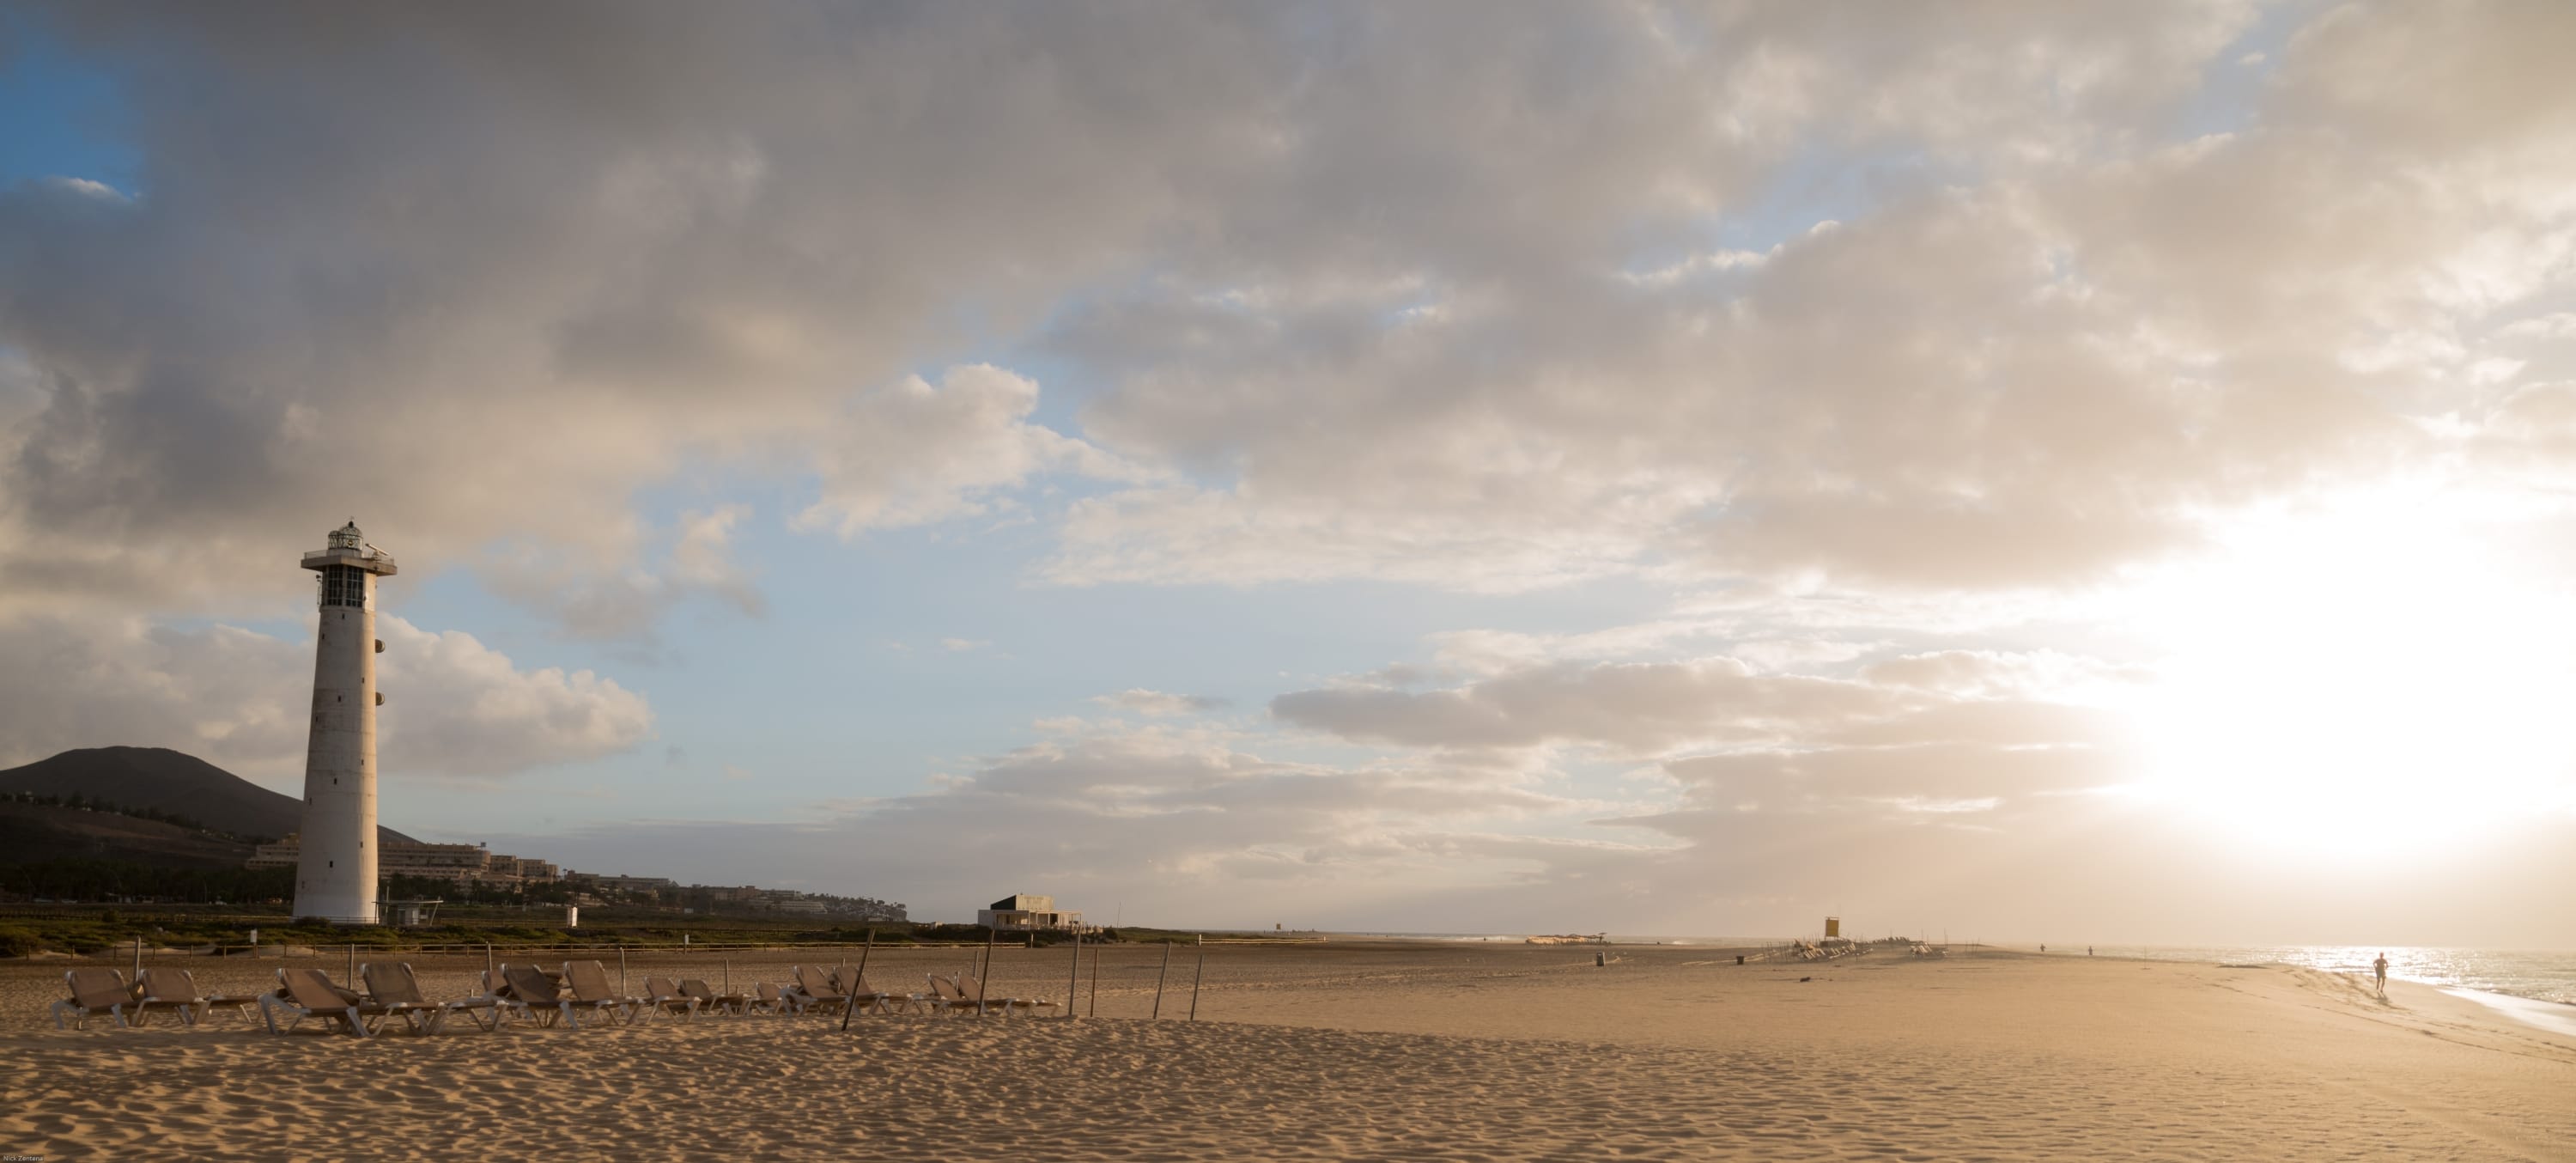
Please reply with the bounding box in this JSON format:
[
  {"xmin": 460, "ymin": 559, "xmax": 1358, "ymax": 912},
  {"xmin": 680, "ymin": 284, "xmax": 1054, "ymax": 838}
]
[{"xmin": 292, "ymin": 521, "xmax": 398, "ymax": 924}]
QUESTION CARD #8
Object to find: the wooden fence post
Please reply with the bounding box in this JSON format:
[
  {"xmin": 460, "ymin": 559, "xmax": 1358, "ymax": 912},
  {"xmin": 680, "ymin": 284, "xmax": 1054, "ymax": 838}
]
[
  {"xmin": 1066, "ymin": 929, "xmax": 1081, "ymax": 1020},
  {"xmin": 1150, "ymin": 941, "xmax": 1174, "ymax": 1019},
  {"xmin": 1188, "ymin": 934, "xmax": 1206, "ymax": 1021},
  {"xmin": 977, "ymin": 927, "xmax": 996, "ymax": 1014}
]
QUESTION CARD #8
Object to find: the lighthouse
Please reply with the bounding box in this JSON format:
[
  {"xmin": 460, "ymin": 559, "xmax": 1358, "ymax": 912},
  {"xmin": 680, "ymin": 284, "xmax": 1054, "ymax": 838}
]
[{"xmin": 292, "ymin": 521, "xmax": 398, "ymax": 924}]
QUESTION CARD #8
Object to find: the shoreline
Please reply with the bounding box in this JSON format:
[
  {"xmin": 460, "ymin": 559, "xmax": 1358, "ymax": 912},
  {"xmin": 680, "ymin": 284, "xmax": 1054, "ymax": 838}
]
[{"xmin": 2443, "ymin": 985, "xmax": 2576, "ymax": 1038}]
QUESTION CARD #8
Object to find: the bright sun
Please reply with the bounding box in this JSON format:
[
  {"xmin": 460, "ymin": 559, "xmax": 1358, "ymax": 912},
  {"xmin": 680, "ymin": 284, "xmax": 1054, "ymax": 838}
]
[{"xmin": 2118, "ymin": 488, "xmax": 2576, "ymax": 857}]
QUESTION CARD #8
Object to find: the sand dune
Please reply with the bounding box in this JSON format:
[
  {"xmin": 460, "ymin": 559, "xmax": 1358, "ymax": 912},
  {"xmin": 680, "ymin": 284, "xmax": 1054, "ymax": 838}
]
[{"xmin": 5, "ymin": 944, "xmax": 2571, "ymax": 1160}]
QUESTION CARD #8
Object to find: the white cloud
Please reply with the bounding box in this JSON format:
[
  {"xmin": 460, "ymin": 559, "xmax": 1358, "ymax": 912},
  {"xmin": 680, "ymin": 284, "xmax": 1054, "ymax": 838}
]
[
  {"xmin": 0, "ymin": 0, "xmax": 2366, "ymax": 623},
  {"xmin": 42, "ymin": 176, "xmax": 126, "ymax": 202},
  {"xmin": 1094, "ymin": 688, "xmax": 1230, "ymax": 716},
  {"xmin": 795, "ymin": 365, "xmax": 1142, "ymax": 539},
  {"xmin": 3, "ymin": 1, "xmax": 2566, "ymax": 623},
  {"xmin": 480, "ymin": 506, "xmax": 765, "ymax": 642},
  {"xmin": 0, "ymin": 613, "xmax": 653, "ymax": 782},
  {"xmin": 1273, "ymin": 658, "xmax": 1908, "ymax": 754},
  {"xmin": 493, "ymin": 717, "xmax": 1633, "ymax": 929},
  {"xmin": 374, "ymin": 618, "xmax": 656, "ymax": 776}
]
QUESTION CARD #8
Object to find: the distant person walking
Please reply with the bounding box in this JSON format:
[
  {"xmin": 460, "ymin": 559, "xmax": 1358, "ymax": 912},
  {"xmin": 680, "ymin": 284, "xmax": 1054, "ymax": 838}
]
[{"xmin": 2373, "ymin": 952, "xmax": 2389, "ymax": 996}]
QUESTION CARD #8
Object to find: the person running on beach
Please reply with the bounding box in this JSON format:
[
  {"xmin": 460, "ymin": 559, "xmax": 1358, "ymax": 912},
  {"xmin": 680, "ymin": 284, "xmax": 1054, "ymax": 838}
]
[{"xmin": 2373, "ymin": 952, "xmax": 2389, "ymax": 995}]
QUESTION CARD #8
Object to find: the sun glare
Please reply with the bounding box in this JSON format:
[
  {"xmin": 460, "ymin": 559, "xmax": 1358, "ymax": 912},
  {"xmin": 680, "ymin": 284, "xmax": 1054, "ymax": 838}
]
[{"xmin": 2120, "ymin": 489, "xmax": 2576, "ymax": 857}]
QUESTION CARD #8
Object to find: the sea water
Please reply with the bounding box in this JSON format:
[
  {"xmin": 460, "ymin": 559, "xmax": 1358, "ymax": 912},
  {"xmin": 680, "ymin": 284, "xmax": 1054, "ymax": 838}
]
[
  {"xmin": 2099, "ymin": 945, "xmax": 2576, "ymax": 1007},
  {"xmin": 1332, "ymin": 933, "xmax": 2576, "ymax": 1014}
]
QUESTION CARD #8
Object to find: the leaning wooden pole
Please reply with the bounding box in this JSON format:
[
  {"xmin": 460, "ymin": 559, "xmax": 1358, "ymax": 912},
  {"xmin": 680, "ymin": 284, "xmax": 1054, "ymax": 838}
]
[
  {"xmin": 1150, "ymin": 941, "xmax": 1174, "ymax": 1019},
  {"xmin": 1188, "ymin": 934, "xmax": 1206, "ymax": 1021},
  {"xmin": 978, "ymin": 926, "xmax": 996, "ymax": 1014},
  {"xmin": 1088, "ymin": 943, "xmax": 1100, "ymax": 1018},
  {"xmin": 841, "ymin": 929, "xmax": 875, "ymax": 1032},
  {"xmin": 1065, "ymin": 928, "xmax": 1081, "ymax": 1020}
]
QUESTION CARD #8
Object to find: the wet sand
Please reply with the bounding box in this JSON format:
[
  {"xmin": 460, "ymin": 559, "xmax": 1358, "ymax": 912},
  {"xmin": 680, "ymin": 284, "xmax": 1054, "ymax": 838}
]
[{"xmin": 5, "ymin": 942, "xmax": 2572, "ymax": 1160}]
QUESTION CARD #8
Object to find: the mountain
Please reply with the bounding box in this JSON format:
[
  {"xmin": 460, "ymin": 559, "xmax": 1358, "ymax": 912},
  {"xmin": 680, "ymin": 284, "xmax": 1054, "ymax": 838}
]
[{"xmin": 0, "ymin": 746, "xmax": 418, "ymax": 849}]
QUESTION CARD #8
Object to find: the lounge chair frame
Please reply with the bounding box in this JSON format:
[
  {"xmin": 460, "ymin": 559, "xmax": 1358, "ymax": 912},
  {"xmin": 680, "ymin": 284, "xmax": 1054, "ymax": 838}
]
[
  {"xmin": 259, "ymin": 968, "xmax": 394, "ymax": 1037},
  {"xmin": 678, "ymin": 978, "xmax": 753, "ymax": 1015},
  {"xmin": 640, "ymin": 976, "xmax": 703, "ymax": 1021},
  {"xmin": 559, "ymin": 960, "xmax": 647, "ymax": 1026},
  {"xmin": 50, "ymin": 968, "xmax": 136, "ymax": 1031},
  {"xmin": 361, "ymin": 962, "xmax": 506, "ymax": 1034},
  {"xmin": 957, "ymin": 971, "xmax": 1057, "ymax": 1017},
  {"xmin": 831, "ymin": 966, "xmax": 917, "ymax": 1016}
]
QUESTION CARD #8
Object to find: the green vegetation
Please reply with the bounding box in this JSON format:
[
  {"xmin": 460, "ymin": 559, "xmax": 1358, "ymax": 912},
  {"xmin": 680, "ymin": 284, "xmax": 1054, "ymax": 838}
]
[
  {"xmin": 380, "ymin": 874, "xmax": 577, "ymax": 907},
  {"xmin": 0, "ymin": 859, "xmax": 292, "ymax": 904}
]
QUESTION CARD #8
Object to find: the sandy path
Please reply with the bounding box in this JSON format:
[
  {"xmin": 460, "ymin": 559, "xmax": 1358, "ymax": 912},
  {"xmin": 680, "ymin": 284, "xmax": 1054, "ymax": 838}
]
[{"xmin": 4, "ymin": 944, "xmax": 2570, "ymax": 1160}]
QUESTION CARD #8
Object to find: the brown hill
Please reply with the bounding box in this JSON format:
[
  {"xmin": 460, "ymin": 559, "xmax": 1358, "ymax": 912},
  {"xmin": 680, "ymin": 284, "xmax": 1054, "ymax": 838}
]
[{"xmin": 0, "ymin": 746, "xmax": 417, "ymax": 849}]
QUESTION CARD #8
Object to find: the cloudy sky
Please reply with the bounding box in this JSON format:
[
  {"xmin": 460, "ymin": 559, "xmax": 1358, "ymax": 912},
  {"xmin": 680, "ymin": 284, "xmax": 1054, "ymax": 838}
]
[{"xmin": 4, "ymin": 1, "xmax": 2573, "ymax": 944}]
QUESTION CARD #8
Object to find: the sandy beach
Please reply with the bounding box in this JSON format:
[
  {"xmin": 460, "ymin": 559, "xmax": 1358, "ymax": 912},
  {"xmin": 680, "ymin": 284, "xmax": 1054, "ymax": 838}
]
[{"xmin": 5, "ymin": 942, "xmax": 2573, "ymax": 1160}]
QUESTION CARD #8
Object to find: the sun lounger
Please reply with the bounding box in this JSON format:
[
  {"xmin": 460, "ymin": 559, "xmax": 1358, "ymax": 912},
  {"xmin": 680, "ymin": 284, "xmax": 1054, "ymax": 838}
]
[
  {"xmin": 830, "ymin": 966, "xmax": 914, "ymax": 1015},
  {"xmin": 480, "ymin": 967, "xmax": 535, "ymax": 1026},
  {"xmin": 127, "ymin": 966, "xmax": 262, "ymax": 1026},
  {"xmin": 129, "ymin": 967, "xmax": 210, "ymax": 1027},
  {"xmin": 196, "ymin": 976, "xmax": 272, "ymax": 1026},
  {"xmin": 362, "ymin": 962, "xmax": 505, "ymax": 1033},
  {"xmin": 922, "ymin": 973, "xmax": 996, "ymax": 1015},
  {"xmin": 957, "ymin": 971, "xmax": 1058, "ymax": 1017},
  {"xmin": 261, "ymin": 967, "xmax": 397, "ymax": 1037},
  {"xmin": 753, "ymin": 981, "xmax": 806, "ymax": 1015},
  {"xmin": 51, "ymin": 968, "xmax": 137, "ymax": 1030},
  {"xmin": 678, "ymin": 978, "xmax": 752, "ymax": 1015},
  {"xmin": 792, "ymin": 965, "xmax": 853, "ymax": 1015},
  {"xmin": 560, "ymin": 960, "xmax": 647, "ymax": 1026},
  {"xmin": 640, "ymin": 976, "xmax": 702, "ymax": 1020},
  {"xmin": 499, "ymin": 964, "xmax": 592, "ymax": 1028}
]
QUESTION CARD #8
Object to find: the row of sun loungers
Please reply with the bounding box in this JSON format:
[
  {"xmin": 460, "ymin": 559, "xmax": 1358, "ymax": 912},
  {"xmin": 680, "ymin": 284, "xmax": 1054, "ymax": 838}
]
[
  {"xmin": 52, "ymin": 963, "xmax": 1060, "ymax": 1035},
  {"xmin": 51, "ymin": 967, "xmax": 266, "ymax": 1031}
]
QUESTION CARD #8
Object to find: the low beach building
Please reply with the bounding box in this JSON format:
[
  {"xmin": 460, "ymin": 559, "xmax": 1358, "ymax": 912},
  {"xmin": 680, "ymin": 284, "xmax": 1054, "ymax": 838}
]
[
  {"xmin": 248, "ymin": 837, "xmax": 560, "ymax": 887},
  {"xmin": 571, "ymin": 873, "xmax": 681, "ymax": 896},
  {"xmin": 977, "ymin": 892, "xmax": 1083, "ymax": 932}
]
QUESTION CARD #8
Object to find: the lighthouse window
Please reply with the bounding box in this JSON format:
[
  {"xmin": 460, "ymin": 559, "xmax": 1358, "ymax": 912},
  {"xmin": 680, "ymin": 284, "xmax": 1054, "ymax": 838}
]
[{"xmin": 320, "ymin": 564, "xmax": 368, "ymax": 607}]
